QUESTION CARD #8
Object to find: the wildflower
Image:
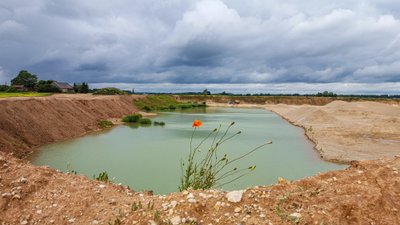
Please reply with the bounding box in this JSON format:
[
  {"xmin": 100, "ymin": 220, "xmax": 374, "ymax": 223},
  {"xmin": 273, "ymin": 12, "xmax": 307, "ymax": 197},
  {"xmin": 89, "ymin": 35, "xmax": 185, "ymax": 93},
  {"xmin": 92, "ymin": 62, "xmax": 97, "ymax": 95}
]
[{"xmin": 192, "ymin": 119, "xmax": 202, "ymax": 128}]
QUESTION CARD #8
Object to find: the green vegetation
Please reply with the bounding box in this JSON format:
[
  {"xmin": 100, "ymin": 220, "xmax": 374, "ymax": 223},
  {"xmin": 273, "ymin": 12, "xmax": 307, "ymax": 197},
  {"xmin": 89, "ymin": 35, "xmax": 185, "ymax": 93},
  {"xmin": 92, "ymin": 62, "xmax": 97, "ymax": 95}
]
[
  {"xmin": 73, "ymin": 82, "xmax": 89, "ymax": 93},
  {"xmin": 11, "ymin": 70, "xmax": 38, "ymax": 89},
  {"xmin": 179, "ymin": 121, "xmax": 272, "ymax": 191},
  {"xmin": 93, "ymin": 87, "xmax": 126, "ymax": 95},
  {"xmin": 98, "ymin": 120, "xmax": 114, "ymax": 128},
  {"xmin": 0, "ymin": 92, "xmax": 53, "ymax": 98},
  {"xmin": 133, "ymin": 95, "xmax": 206, "ymax": 111},
  {"xmin": 138, "ymin": 118, "xmax": 152, "ymax": 125},
  {"xmin": 153, "ymin": 121, "xmax": 166, "ymax": 126},
  {"xmin": 122, "ymin": 114, "xmax": 143, "ymax": 123},
  {"xmin": 94, "ymin": 171, "xmax": 109, "ymax": 182},
  {"xmin": 316, "ymin": 91, "xmax": 337, "ymax": 97},
  {"xmin": 36, "ymin": 80, "xmax": 61, "ymax": 93}
]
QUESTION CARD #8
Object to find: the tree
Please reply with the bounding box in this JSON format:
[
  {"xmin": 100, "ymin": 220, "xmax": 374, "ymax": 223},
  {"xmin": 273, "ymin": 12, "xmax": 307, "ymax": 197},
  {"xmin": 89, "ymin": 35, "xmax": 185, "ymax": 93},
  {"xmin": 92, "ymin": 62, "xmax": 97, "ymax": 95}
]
[
  {"xmin": 73, "ymin": 82, "xmax": 89, "ymax": 93},
  {"xmin": 80, "ymin": 82, "xmax": 89, "ymax": 93},
  {"xmin": 11, "ymin": 70, "xmax": 38, "ymax": 89},
  {"xmin": 36, "ymin": 80, "xmax": 61, "ymax": 93}
]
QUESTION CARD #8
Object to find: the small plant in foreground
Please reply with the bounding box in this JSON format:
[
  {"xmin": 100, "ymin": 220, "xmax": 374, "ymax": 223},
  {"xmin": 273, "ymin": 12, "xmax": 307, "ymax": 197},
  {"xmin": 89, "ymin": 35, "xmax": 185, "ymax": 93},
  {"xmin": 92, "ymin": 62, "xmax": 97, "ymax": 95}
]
[
  {"xmin": 122, "ymin": 114, "xmax": 143, "ymax": 123},
  {"xmin": 98, "ymin": 120, "xmax": 114, "ymax": 128},
  {"xmin": 94, "ymin": 171, "xmax": 109, "ymax": 182},
  {"xmin": 179, "ymin": 119, "xmax": 272, "ymax": 191}
]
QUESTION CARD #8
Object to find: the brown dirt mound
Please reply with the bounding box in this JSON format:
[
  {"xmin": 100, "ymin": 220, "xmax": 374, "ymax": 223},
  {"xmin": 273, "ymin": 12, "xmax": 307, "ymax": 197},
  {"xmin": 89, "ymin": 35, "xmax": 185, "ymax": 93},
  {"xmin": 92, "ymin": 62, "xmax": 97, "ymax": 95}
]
[
  {"xmin": 1, "ymin": 152, "xmax": 399, "ymax": 224},
  {"xmin": 0, "ymin": 94, "xmax": 140, "ymax": 158}
]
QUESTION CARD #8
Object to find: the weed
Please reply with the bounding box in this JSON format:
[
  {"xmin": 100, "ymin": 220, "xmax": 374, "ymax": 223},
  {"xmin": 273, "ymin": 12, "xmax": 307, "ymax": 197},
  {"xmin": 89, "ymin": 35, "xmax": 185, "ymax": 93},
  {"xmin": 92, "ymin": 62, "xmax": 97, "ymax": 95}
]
[
  {"xmin": 94, "ymin": 171, "xmax": 109, "ymax": 182},
  {"xmin": 138, "ymin": 118, "xmax": 152, "ymax": 125},
  {"xmin": 98, "ymin": 120, "xmax": 114, "ymax": 128},
  {"xmin": 179, "ymin": 121, "xmax": 272, "ymax": 191},
  {"xmin": 153, "ymin": 121, "xmax": 166, "ymax": 126},
  {"xmin": 108, "ymin": 218, "xmax": 121, "ymax": 225},
  {"xmin": 122, "ymin": 114, "xmax": 143, "ymax": 123}
]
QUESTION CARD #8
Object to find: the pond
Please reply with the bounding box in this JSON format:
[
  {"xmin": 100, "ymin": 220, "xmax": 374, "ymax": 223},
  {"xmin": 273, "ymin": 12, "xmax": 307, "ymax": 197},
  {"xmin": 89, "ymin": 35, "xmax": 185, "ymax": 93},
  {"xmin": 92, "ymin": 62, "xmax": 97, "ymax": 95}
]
[{"xmin": 29, "ymin": 107, "xmax": 345, "ymax": 194}]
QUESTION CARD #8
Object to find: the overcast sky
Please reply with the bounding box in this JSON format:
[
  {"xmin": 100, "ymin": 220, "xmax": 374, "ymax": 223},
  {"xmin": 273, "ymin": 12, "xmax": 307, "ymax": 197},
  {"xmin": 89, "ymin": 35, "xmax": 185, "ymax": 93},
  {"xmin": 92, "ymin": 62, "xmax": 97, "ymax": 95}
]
[{"xmin": 1, "ymin": 0, "xmax": 400, "ymax": 94}]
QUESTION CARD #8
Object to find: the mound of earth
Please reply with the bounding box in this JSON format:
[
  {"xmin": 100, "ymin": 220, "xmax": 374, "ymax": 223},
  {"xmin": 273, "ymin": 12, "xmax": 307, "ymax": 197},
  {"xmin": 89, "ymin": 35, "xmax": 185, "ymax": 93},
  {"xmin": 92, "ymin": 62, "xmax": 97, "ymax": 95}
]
[
  {"xmin": 267, "ymin": 101, "xmax": 400, "ymax": 163},
  {"xmin": 1, "ymin": 152, "xmax": 399, "ymax": 224}
]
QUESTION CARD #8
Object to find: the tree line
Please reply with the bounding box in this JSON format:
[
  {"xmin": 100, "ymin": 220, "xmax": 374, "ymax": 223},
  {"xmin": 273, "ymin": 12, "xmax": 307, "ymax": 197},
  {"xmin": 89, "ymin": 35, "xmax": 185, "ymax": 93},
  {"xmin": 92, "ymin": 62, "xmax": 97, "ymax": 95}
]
[{"xmin": 0, "ymin": 70, "xmax": 89, "ymax": 93}]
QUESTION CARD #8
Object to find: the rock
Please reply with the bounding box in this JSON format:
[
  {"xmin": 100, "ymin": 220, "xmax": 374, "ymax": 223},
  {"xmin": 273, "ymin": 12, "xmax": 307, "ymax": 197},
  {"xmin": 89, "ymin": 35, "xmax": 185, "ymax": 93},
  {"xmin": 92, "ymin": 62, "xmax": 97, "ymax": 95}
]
[
  {"xmin": 148, "ymin": 220, "xmax": 157, "ymax": 225},
  {"xmin": 170, "ymin": 200, "xmax": 177, "ymax": 208},
  {"xmin": 92, "ymin": 220, "xmax": 99, "ymax": 224},
  {"xmin": 187, "ymin": 193, "xmax": 194, "ymax": 199},
  {"xmin": 259, "ymin": 213, "xmax": 266, "ymax": 218},
  {"xmin": 187, "ymin": 198, "xmax": 196, "ymax": 203},
  {"xmin": 234, "ymin": 207, "xmax": 242, "ymax": 213},
  {"xmin": 2, "ymin": 192, "xmax": 12, "ymax": 198},
  {"xmin": 170, "ymin": 216, "xmax": 181, "ymax": 225},
  {"xmin": 98, "ymin": 184, "xmax": 106, "ymax": 189},
  {"xmin": 288, "ymin": 213, "xmax": 301, "ymax": 222},
  {"xmin": 226, "ymin": 190, "xmax": 244, "ymax": 203},
  {"xmin": 20, "ymin": 221, "xmax": 28, "ymax": 225}
]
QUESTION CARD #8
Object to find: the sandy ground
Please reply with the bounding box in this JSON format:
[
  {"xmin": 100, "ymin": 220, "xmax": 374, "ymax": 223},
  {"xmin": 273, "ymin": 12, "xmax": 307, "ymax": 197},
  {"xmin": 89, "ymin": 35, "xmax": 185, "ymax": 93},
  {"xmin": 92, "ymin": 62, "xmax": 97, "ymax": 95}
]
[
  {"xmin": 1, "ymin": 152, "xmax": 399, "ymax": 225},
  {"xmin": 266, "ymin": 101, "xmax": 400, "ymax": 163}
]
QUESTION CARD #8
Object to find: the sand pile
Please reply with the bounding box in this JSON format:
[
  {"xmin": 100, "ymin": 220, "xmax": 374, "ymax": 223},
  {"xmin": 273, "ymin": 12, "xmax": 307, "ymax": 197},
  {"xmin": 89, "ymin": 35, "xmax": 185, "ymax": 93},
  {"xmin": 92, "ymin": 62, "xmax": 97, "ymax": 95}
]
[{"xmin": 267, "ymin": 101, "xmax": 400, "ymax": 163}]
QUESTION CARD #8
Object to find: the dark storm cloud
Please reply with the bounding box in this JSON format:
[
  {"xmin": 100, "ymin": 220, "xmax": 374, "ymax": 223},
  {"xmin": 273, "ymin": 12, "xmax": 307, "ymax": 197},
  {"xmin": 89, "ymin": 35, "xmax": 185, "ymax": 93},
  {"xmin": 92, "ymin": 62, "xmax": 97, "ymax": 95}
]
[{"xmin": 0, "ymin": 0, "xmax": 399, "ymax": 89}]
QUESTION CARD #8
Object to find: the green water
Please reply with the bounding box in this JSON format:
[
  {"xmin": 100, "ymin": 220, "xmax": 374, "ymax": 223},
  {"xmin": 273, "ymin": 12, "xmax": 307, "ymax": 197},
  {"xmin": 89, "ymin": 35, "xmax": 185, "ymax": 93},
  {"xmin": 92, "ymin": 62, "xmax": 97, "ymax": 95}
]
[{"xmin": 29, "ymin": 107, "xmax": 345, "ymax": 194}]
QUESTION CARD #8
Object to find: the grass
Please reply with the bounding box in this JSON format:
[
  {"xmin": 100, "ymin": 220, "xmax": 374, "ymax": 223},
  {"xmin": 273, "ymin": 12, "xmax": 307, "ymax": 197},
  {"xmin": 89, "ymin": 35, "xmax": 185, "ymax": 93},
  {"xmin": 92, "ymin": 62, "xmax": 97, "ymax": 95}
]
[
  {"xmin": 138, "ymin": 118, "xmax": 152, "ymax": 125},
  {"xmin": 0, "ymin": 92, "xmax": 53, "ymax": 98},
  {"xmin": 94, "ymin": 171, "xmax": 110, "ymax": 182},
  {"xmin": 122, "ymin": 114, "xmax": 143, "ymax": 123},
  {"xmin": 98, "ymin": 120, "xmax": 114, "ymax": 128},
  {"xmin": 133, "ymin": 95, "xmax": 206, "ymax": 111},
  {"xmin": 153, "ymin": 121, "xmax": 166, "ymax": 126}
]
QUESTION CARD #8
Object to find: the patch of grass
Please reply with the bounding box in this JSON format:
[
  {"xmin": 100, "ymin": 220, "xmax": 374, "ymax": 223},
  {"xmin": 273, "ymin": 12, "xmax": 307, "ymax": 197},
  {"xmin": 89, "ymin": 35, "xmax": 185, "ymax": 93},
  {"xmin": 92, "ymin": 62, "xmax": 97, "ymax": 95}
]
[
  {"xmin": 138, "ymin": 118, "xmax": 152, "ymax": 125},
  {"xmin": 153, "ymin": 121, "xmax": 166, "ymax": 126},
  {"xmin": 98, "ymin": 120, "xmax": 114, "ymax": 128},
  {"xmin": 133, "ymin": 95, "xmax": 206, "ymax": 111},
  {"xmin": 122, "ymin": 114, "xmax": 143, "ymax": 123},
  {"xmin": 94, "ymin": 171, "xmax": 109, "ymax": 182},
  {"xmin": 0, "ymin": 92, "xmax": 53, "ymax": 98}
]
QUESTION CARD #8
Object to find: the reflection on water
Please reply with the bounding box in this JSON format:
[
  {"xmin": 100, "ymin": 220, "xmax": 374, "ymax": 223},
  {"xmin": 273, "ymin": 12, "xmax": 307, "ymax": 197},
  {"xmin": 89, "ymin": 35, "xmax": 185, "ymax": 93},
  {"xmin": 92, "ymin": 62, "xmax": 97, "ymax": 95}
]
[{"xmin": 29, "ymin": 107, "xmax": 345, "ymax": 194}]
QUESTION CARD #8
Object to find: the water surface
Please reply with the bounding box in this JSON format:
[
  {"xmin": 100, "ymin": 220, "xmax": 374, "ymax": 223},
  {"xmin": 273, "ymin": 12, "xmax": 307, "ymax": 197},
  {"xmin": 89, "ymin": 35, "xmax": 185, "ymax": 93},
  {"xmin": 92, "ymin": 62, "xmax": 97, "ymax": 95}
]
[{"xmin": 30, "ymin": 107, "xmax": 345, "ymax": 194}]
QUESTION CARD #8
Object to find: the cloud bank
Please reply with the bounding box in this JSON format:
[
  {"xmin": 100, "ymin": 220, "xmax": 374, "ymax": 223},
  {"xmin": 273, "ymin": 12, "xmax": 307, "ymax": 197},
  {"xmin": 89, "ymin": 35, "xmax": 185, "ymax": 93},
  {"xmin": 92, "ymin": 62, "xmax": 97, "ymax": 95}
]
[{"xmin": 0, "ymin": 0, "xmax": 399, "ymax": 93}]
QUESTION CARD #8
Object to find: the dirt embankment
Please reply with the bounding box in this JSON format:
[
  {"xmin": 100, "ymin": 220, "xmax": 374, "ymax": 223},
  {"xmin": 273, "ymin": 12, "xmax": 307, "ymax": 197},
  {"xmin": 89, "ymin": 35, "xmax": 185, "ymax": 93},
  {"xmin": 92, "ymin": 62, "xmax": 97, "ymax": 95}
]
[
  {"xmin": 0, "ymin": 94, "xmax": 141, "ymax": 158},
  {"xmin": 1, "ymin": 152, "xmax": 399, "ymax": 225},
  {"xmin": 266, "ymin": 101, "xmax": 400, "ymax": 163}
]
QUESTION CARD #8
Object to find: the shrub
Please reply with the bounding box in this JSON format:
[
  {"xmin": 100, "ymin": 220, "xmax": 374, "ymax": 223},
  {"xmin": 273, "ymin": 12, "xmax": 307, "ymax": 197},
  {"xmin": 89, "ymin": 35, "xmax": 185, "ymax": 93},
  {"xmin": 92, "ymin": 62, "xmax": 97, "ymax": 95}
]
[
  {"xmin": 179, "ymin": 121, "xmax": 272, "ymax": 191},
  {"xmin": 122, "ymin": 114, "xmax": 143, "ymax": 123},
  {"xmin": 153, "ymin": 121, "xmax": 166, "ymax": 126},
  {"xmin": 98, "ymin": 120, "xmax": 114, "ymax": 128},
  {"xmin": 94, "ymin": 171, "xmax": 109, "ymax": 182},
  {"xmin": 93, "ymin": 87, "xmax": 126, "ymax": 95},
  {"xmin": 138, "ymin": 118, "xmax": 152, "ymax": 125}
]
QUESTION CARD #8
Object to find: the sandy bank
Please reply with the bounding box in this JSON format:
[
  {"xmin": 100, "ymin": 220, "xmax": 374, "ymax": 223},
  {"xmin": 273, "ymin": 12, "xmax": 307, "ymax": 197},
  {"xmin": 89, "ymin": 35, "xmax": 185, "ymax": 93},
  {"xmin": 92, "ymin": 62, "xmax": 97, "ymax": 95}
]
[
  {"xmin": 0, "ymin": 94, "xmax": 142, "ymax": 158},
  {"xmin": 266, "ymin": 101, "xmax": 400, "ymax": 163},
  {"xmin": 1, "ymin": 152, "xmax": 399, "ymax": 224}
]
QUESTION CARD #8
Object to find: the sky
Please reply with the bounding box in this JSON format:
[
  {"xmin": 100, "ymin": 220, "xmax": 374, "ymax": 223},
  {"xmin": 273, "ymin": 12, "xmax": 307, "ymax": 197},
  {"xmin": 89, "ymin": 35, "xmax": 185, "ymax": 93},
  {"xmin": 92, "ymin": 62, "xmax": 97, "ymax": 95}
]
[{"xmin": 1, "ymin": 0, "xmax": 400, "ymax": 94}]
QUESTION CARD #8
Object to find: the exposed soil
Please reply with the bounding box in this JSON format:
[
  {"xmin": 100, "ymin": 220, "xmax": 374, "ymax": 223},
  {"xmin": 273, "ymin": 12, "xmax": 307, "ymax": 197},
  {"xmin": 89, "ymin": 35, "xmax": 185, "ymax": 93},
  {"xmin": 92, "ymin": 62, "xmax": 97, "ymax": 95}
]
[
  {"xmin": 266, "ymin": 101, "xmax": 400, "ymax": 163},
  {"xmin": 1, "ymin": 152, "xmax": 399, "ymax": 225},
  {"xmin": 0, "ymin": 94, "xmax": 142, "ymax": 158},
  {"xmin": 1, "ymin": 94, "xmax": 400, "ymax": 224}
]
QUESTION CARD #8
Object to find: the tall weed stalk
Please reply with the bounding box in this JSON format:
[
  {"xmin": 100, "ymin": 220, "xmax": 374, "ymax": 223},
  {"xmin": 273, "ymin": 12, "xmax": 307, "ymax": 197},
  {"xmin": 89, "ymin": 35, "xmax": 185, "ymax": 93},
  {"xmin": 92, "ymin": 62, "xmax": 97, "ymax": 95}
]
[{"xmin": 179, "ymin": 121, "xmax": 272, "ymax": 191}]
